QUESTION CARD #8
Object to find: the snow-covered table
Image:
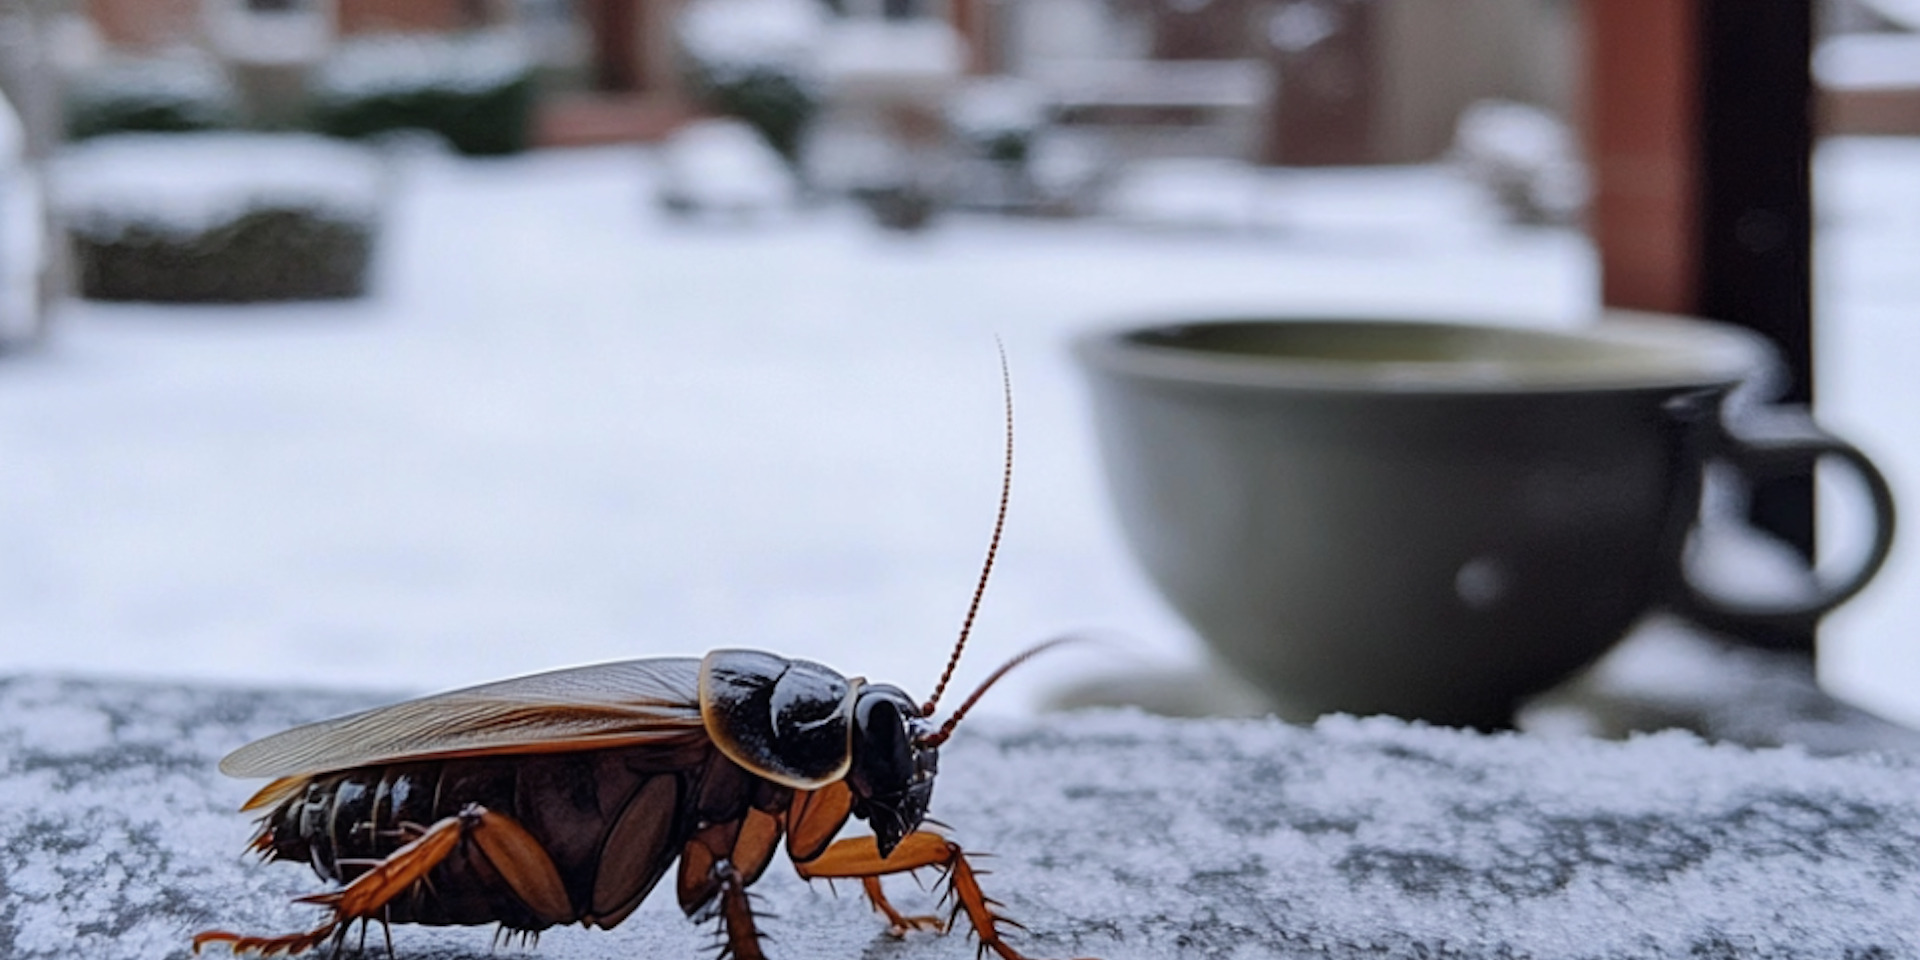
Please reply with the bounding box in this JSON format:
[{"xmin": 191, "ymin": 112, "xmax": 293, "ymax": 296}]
[{"xmin": 5, "ymin": 669, "xmax": 1920, "ymax": 959}]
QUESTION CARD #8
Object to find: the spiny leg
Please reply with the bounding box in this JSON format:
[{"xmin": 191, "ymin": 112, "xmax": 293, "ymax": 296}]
[
  {"xmin": 710, "ymin": 863, "xmax": 770, "ymax": 960},
  {"xmin": 794, "ymin": 832, "xmax": 1091, "ymax": 960},
  {"xmin": 195, "ymin": 805, "xmax": 572, "ymax": 957},
  {"xmin": 193, "ymin": 813, "xmax": 465, "ymax": 957},
  {"xmin": 859, "ymin": 875, "xmax": 946, "ymax": 936}
]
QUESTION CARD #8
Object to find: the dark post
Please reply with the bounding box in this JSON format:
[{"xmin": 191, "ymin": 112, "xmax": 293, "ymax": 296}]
[
  {"xmin": 1585, "ymin": 0, "xmax": 1818, "ymax": 653},
  {"xmin": 1696, "ymin": 0, "xmax": 1818, "ymax": 587},
  {"xmin": 583, "ymin": 0, "xmax": 641, "ymax": 92}
]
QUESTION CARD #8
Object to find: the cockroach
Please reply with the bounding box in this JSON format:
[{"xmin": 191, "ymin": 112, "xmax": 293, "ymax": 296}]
[{"xmin": 193, "ymin": 356, "xmax": 1088, "ymax": 960}]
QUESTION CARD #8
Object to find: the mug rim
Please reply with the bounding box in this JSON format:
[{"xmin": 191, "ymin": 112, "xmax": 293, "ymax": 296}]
[{"xmin": 1073, "ymin": 311, "xmax": 1772, "ymax": 395}]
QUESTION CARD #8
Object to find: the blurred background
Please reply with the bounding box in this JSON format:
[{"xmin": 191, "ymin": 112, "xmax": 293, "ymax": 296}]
[{"xmin": 0, "ymin": 0, "xmax": 1915, "ymax": 729}]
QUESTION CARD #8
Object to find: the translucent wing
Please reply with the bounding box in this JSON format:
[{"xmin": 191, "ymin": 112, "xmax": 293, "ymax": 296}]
[{"xmin": 221, "ymin": 657, "xmax": 709, "ymax": 779}]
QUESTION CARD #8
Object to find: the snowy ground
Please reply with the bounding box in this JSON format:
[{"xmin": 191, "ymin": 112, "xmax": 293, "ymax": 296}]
[
  {"xmin": 2, "ymin": 136, "xmax": 1917, "ymax": 734},
  {"xmin": 8, "ymin": 673, "xmax": 1920, "ymax": 960}
]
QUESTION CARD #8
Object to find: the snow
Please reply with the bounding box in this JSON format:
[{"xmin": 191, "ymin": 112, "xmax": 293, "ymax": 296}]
[
  {"xmin": 1451, "ymin": 99, "xmax": 1587, "ymax": 225},
  {"xmin": 654, "ymin": 118, "xmax": 798, "ymax": 217},
  {"xmin": 50, "ymin": 133, "xmax": 386, "ymax": 238},
  {"xmin": 1102, "ymin": 157, "xmax": 1284, "ymax": 231},
  {"xmin": 814, "ymin": 18, "xmax": 966, "ymax": 83},
  {"xmin": 205, "ymin": 4, "xmax": 332, "ymax": 68},
  {"xmin": 1814, "ymin": 32, "xmax": 1920, "ymax": 89},
  {"xmin": 947, "ymin": 77, "xmax": 1049, "ymax": 144},
  {"xmin": 1858, "ymin": 0, "xmax": 1920, "ymax": 31},
  {"xmin": 0, "ymin": 129, "xmax": 1918, "ymax": 959},
  {"xmin": 6, "ymin": 675, "xmax": 1920, "ymax": 958},
  {"xmin": 311, "ymin": 32, "xmax": 533, "ymax": 101},
  {"xmin": 677, "ymin": 0, "xmax": 825, "ymax": 79},
  {"xmin": 63, "ymin": 55, "xmax": 238, "ymax": 123},
  {"xmin": 1809, "ymin": 136, "xmax": 1920, "ymax": 730},
  {"xmin": 0, "ymin": 144, "xmax": 1603, "ymax": 716},
  {"xmin": 0, "ymin": 135, "xmax": 1917, "ymax": 739}
]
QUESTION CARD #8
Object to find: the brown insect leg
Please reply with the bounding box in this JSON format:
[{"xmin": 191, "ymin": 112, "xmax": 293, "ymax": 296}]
[
  {"xmin": 194, "ymin": 805, "xmax": 572, "ymax": 956},
  {"xmin": 461, "ymin": 805, "xmax": 573, "ymax": 924},
  {"xmin": 794, "ymin": 833, "xmax": 1091, "ymax": 960},
  {"xmin": 713, "ymin": 864, "xmax": 771, "ymax": 960},
  {"xmin": 859, "ymin": 875, "xmax": 946, "ymax": 937}
]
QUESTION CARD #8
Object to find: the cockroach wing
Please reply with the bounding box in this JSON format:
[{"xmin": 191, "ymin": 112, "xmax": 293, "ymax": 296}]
[{"xmin": 220, "ymin": 657, "xmax": 709, "ymax": 779}]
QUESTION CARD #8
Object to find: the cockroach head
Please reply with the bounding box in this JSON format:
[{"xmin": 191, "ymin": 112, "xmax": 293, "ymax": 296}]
[{"xmin": 845, "ymin": 683, "xmax": 937, "ymax": 859}]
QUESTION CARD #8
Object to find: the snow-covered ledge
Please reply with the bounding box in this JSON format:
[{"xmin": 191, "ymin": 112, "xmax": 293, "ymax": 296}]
[{"xmin": 3, "ymin": 671, "xmax": 1920, "ymax": 959}]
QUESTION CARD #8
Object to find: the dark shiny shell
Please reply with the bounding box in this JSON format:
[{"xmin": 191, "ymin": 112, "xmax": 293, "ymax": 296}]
[{"xmin": 698, "ymin": 650, "xmax": 860, "ymax": 789}]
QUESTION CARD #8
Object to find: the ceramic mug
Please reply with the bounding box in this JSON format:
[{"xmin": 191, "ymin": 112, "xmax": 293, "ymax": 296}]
[{"xmin": 1073, "ymin": 313, "xmax": 1896, "ymax": 728}]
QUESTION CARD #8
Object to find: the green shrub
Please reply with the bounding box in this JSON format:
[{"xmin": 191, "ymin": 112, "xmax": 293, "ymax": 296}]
[
  {"xmin": 676, "ymin": 0, "xmax": 823, "ymax": 164},
  {"xmin": 688, "ymin": 64, "xmax": 817, "ymax": 164},
  {"xmin": 72, "ymin": 206, "xmax": 375, "ymax": 302},
  {"xmin": 64, "ymin": 57, "xmax": 240, "ymax": 140},
  {"xmin": 309, "ymin": 34, "xmax": 536, "ymax": 156},
  {"xmin": 57, "ymin": 134, "xmax": 382, "ymax": 302}
]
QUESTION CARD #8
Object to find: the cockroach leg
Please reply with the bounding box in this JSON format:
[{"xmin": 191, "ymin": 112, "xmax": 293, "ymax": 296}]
[
  {"xmin": 195, "ymin": 805, "xmax": 572, "ymax": 957},
  {"xmin": 794, "ymin": 833, "xmax": 1088, "ymax": 960},
  {"xmin": 713, "ymin": 863, "xmax": 770, "ymax": 960},
  {"xmin": 859, "ymin": 875, "xmax": 946, "ymax": 937}
]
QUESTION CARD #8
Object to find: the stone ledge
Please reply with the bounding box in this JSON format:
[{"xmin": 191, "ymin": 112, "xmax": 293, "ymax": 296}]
[{"xmin": 2, "ymin": 673, "xmax": 1918, "ymax": 959}]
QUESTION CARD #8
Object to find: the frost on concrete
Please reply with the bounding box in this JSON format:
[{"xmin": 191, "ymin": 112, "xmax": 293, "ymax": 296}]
[{"xmin": 3, "ymin": 673, "xmax": 1920, "ymax": 959}]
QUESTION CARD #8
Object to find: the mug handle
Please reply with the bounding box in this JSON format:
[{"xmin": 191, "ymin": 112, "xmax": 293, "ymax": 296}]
[{"xmin": 1671, "ymin": 409, "xmax": 1898, "ymax": 649}]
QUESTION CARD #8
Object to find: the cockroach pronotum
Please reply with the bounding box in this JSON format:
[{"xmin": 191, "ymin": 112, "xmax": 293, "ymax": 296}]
[{"xmin": 193, "ymin": 354, "xmax": 1090, "ymax": 960}]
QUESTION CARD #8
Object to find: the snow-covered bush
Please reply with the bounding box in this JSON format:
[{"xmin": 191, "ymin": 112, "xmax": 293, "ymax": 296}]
[
  {"xmin": 677, "ymin": 0, "xmax": 825, "ymax": 163},
  {"xmin": 308, "ymin": 33, "xmax": 536, "ymax": 156},
  {"xmin": 1451, "ymin": 99, "xmax": 1587, "ymax": 227},
  {"xmin": 54, "ymin": 134, "xmax": 384, "ymax": 302},
  {"xmin": 950, "ymin": 77, "xmax": 1048, "ymax": 165},
  {"xmin": 654, "ymin": 117, "xmax": 798, "ymax": 218},
  {"xmin": 64, "ymin": 56, "xmax": 241, "ymax": 140}
]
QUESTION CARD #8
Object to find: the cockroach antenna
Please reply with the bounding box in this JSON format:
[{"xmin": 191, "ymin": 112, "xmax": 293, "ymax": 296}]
[
  {"xmin": 918, "ymin": 635, "xmax": 1081, "ymax": 750},
  {"xmin": 922, "ymin": 339, "xmax": 1014, "ymax": 719}
]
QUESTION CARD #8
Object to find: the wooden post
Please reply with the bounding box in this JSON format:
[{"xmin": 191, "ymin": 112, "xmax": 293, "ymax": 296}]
[
  {"xmin": 583, "ymin": 0, "xmax": 641, "ymax": 92},
  {"xmin": 948, "ymin": 0, "xmax": 993, "ymax": 74},
  {"xmin": 1584, "ymin": 0, "xmax": 1700, "ymax": 314}
]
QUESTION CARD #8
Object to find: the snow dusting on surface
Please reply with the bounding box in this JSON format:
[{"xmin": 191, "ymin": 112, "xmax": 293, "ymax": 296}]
[{"xmin": 4, "ymin": 676, "xmax": 1920, "ymax": 958}]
